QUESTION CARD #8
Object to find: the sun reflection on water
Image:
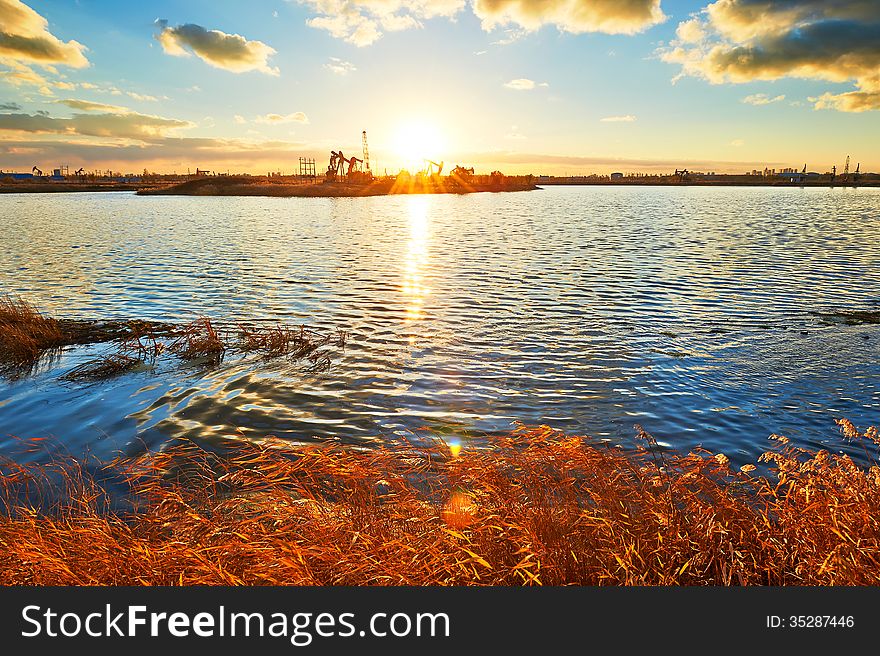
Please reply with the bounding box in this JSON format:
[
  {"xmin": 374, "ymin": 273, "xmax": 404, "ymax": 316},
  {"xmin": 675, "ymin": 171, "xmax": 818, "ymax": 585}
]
[{"xmin": 402, "ymin": 196, "xmax": 431, "ymax": 325}]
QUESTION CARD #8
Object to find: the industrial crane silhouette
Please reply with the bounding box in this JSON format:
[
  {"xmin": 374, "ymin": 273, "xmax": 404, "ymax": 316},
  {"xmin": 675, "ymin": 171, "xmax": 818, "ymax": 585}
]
[
  {"xmin": 674, "ymin": 168, "xmax": 689, "ymax": 182},
  {"xmin": 424, "ymin": 160, "xmax": 444, "ymax": 176},
  {"xmin": 842, "ymin": 155, "xmax": 850, "ymax": 183},
  {"xmin": 361, "ymin": 130, "xmax": 371, "ymax": 174}
]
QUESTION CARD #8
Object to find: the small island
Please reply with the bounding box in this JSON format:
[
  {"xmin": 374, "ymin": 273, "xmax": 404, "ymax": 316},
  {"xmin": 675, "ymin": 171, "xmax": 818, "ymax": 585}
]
[{"xmin": 138, "ymin": 171, "xmax": 539, "ymax": 198}]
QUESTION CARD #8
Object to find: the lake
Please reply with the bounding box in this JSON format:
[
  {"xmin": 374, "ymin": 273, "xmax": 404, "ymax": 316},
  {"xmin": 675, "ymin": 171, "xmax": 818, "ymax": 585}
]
[{"xmin": 1, "ymin": 186, "xmax": 878, "ymax": 467}]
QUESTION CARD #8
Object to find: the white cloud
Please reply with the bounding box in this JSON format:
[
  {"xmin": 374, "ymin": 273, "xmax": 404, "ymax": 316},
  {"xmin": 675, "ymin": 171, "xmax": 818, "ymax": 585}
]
[
  {"xmin": 600, "ymin": 114, "xmax": 637, "ymax": 122},
  {"xmin": 56, "ymin": 98, "xmax": 130, "ymax": 113},
  {"xmin": 324, "ymin": 57, "xmax": 356, "ymax": 75},
  {"xmin": 299, "ymin": 0, "xmax": 465, "ymax": 47},
  {"xmin": 296, "ymin": 0, "xmax": 665, "ymax": 46},
  {"xmin": 127, "ymin": 91, "xmax": 159, "ymax": 102},
  {"xmin": 661, "ymin": 1, "xmax": 880, "ymax": 112},
  {"xmin": 155, "ymin": 20, "xmax": 279, "ymax": 75},
  {"xmin": 473, "ymin": 0, "xmax": 665, "ymax": 35},
  {"xmin": 504, "ymin": 78, "xmax": 547, "ymax": 90},
  {"xmin": 742, "ymin": 93, "xmax": 784, "ymax": 105},
  {"xmin": 0, "ymin": 0, "xmax": 89, "ymax": 68},
  {"xmin": 730, "ymin": 138, "xmax": 744, "ymax": 146},
  {"xmin": 254, "ymin": 112, "xmax": 310, "ymax": 124},
  {"xmin": 491, "ymin": 27, "xmax": 526, "ymax": 45},
  {"xmin": 0, "ymin": 109, "xmax": 194, "ymax": 141}
]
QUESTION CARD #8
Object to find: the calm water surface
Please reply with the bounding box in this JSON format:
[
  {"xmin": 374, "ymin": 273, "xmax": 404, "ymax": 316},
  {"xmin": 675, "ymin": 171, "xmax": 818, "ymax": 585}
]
[{"xmin": 1, "ymin": 186, "xmax": 878, "ymax": 466}]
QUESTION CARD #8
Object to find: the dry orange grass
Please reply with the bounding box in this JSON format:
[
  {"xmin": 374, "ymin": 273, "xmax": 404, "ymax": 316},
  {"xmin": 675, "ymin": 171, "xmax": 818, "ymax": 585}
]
[
  {"xmin": 1, "ymin": 419, "xmax": 879, "ymax": 586},
  {"xmin": 170, "ymin": 317, "xmax": 226, "ymax": 361},
  {"xmin": 237, "ymin": 324, "xmax": 346, "ymax": 370},
  {"xmin": 0, "ymin": 295, "xmax": 65, "ymax": 371}
]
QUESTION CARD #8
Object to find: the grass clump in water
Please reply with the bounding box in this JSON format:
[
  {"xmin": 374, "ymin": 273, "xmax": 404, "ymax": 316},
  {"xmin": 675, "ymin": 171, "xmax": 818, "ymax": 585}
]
[
  {"xmin": 0, "ymin": 295, "xmax": 66, "ymax": 373},
  {"xmin": 0, "ymin": 295, "xmax": 346, "ymax": 380},
  {"xmin": 170, "ymin": 317, "xmax": 226, "ymax": 362},
  {"xmin": 237, "ymin": 324, "xmax": 347, "ymax": 369}
]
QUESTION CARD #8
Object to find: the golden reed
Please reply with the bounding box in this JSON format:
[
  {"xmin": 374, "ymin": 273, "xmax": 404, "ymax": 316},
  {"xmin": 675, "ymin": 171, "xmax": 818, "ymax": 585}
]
[{"xmin": 1, "ymin": 419, "xmax": 878, "ymax": 586}]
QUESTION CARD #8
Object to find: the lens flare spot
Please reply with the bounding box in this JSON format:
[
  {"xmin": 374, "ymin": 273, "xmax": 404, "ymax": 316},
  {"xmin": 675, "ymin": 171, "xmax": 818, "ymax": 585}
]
[{"xmin": 442, "ymin": 490, "xmax": 476, "ymax": 529}]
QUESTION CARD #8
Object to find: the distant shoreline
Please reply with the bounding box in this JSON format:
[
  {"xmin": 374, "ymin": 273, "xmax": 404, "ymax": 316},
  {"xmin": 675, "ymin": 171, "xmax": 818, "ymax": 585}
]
[
  {"xmin": 1, "ymin": 178, "xmax": 878, "ymax": 195},
  {"xmin": 0, "ymin": 182, "xmax": 157, "ymax": 194},
  {"xmin": 539, "ymin": 180, "xmax": 880, "ymax": 188}
]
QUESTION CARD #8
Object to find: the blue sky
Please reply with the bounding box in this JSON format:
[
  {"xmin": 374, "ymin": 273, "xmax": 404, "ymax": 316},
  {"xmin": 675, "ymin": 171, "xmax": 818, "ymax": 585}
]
[{"xmin": 1, "ymin": 0, "xmax": 879, "ymax": 174}]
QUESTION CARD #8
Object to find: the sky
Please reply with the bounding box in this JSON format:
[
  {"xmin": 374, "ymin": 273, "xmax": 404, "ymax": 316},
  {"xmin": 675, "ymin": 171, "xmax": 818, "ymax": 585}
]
[{"xmin": 1, "ymin": 0, "xmax": 879, "ymax": 175}]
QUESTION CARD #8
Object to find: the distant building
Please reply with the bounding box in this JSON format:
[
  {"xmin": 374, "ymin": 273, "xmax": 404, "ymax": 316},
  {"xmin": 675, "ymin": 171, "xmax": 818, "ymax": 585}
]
[
  {"xmin": 778, "ymin": 172, "xmax": 805, "ymax": 183},
  {"xmin": 610, "ymin": 172, "xmax": 623, "ymax": 180}
]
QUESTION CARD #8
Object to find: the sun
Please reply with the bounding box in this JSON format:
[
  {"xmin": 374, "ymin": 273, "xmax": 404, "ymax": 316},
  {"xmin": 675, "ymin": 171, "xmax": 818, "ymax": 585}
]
[{"xmin": 392, "ymin": 121, "xmax": 446, "ymax": 172}]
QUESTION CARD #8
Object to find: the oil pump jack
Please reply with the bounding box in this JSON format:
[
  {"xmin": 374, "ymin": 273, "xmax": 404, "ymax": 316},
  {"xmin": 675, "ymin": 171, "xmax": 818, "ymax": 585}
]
[
  {"xmin": 326, "ymin": 150, "xmax": 365, "ymax": 181},
  {"xmin": 345, "ymin": 154, "xmax": 363, "ymax": 176},
  {"xmin": 674, "ymin": 168, "xmax": 689, "ymax": 182},
  {"xmin": 423, "ymin": 160, "xmax": 444, "ymax": 177},
  {"xmin": 326, "ymin": 150, "xmax": 345, "ymax": 181},
  {"xmin": 32, "ymin": 165, "xmax": 42, "ymax": 176}
]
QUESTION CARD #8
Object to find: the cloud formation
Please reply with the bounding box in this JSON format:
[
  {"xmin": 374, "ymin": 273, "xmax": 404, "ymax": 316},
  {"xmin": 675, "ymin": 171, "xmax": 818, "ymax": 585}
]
[
  {"xmin": 0, "ymin": 0, "xmax": 88, "ymax": 68},
  {"xmin": 297, "ymin": 0, "xmax": 664, "ymax": 45},
  {"xmin": 155, "ymin": 20, "xmax": 279, "ymax": 75},
  {"xmin": 254, "ymin": 112, "xmax": 309, "ymax": 124},
  {"xmin": 661, "ymin": 0, "xmax": 880, "ymax": 111},
  {"xmin": 0, "ymin": 110, "xmax": 194, "ymax": 141},
  {"xmin": 299, "ymin": 1, "xmax": 465, "ymax": 47},
  {"xmin": 600, "ymin": 114, "xmax": 637, "ymax": 122},
  {"xmin": 473, "ymin": 0, "xmax": 665, "ymax": 35},
  {"xmin": 324, "ymin": 57, "xmax": 356, "ymax": 75},
  {"xmin": 56, "ymin": 98, "xmax": 130, "ymax": 113},
  {"xmin": 503, "ymin": 78, "xmax": 547, "ymax": 90},
  {"xmin": 742, "ymin": 93, "xmax": 784, "ymax": 106}
]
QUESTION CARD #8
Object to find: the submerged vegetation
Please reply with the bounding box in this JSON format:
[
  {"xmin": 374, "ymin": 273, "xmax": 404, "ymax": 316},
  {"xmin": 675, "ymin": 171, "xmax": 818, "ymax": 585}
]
[
  {"xmin": 813, "ymin": 309, "xmax": 880, "ymax": 325},
  {"xmin": 0, "ymin": 295, "xmax": 345, "ymax": 379},
  {"xmin": 1, "ymin": 420, "xmax": 879, "ymax": 586}
]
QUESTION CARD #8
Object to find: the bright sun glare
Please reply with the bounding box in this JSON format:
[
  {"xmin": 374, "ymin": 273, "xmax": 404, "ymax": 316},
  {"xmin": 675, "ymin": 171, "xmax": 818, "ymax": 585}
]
[{"xmin": 393, "ymin": 121, "xmax": 445, "ymax": 171}]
